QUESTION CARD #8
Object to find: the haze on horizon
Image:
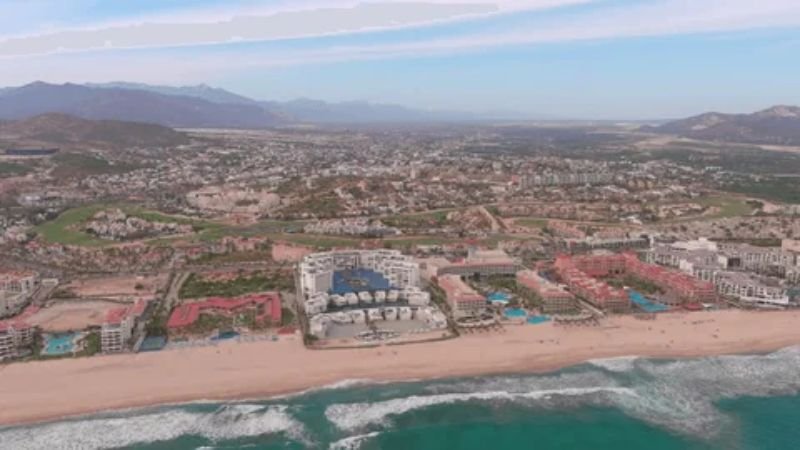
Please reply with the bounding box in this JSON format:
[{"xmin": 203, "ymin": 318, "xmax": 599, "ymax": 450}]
[{"xmin": 3, "ymin": 0, "xmax": 800, "ymax": 120}]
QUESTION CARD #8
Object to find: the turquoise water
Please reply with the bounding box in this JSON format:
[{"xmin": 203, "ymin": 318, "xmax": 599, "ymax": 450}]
[
  {"xmin": 42, "ymin": 333, "xmax": 76, "ymax": 355},
  {"xmin": 504, "ymin": 308, "xmax": 526, "ymax": 318},
  {"xmin": 5, "ymin": 347, "xmax": 800, "ymax": 449},
  {"xmin": 629, "ymin": 290, "xmax": 670, "ymax": 313},
  {"xmin": 488, "ymin": 292, "xmax": 510, "ymax": 303},
  {"xmin": 527, "ymin": 315, "xmax": 550, "ymax": 325}
]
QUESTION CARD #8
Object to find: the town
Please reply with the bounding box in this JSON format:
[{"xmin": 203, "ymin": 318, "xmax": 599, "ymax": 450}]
[{"xmin": 2, "ymin": 123, "xmax": 800, "ymax": 362}]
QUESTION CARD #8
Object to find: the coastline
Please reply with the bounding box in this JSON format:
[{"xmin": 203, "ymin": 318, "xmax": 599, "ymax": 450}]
[{"xmin": 3, "ymin": 309, "xmax": 800, "ymax": 427}]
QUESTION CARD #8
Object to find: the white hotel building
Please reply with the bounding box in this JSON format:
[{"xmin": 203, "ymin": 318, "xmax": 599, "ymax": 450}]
[{"xmin": 299, "ymin": 249, "xmax": 420, "ymax": 298}]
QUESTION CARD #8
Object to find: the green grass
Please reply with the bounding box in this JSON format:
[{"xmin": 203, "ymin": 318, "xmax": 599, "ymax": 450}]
[
  {"xmin": 515, "ymin": 218, "xmax": 548, "ymax": 229},
  {"xmin": 179, "ymin": 272, "xmax": 294, "ymax": 299},
  {"xmin": 0, "ymin": 161, "xmax": 33, "ymax": 177},
  {"xmin": 696, "ymin": 195, "xmax": 755, "ymax": 219},
  {"xmin": 35, "ymin": 203, "xmax": 221, "ymax": 247}
]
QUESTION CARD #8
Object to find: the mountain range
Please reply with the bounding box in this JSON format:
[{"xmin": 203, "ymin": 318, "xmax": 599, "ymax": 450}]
[
  {"xmin": 642, "ymin": 106, "xmax": 800, "ymax": 146},
  {"xmin": 0, "ymin": 113, "xmax": 189, "ymax": 149},
  {"xmin": 0, "ymin": 82, "xmax": 521, "ymax": 128}
]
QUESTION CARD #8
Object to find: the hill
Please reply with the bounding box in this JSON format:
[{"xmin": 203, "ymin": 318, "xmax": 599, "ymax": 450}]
[
  {"xmin": 0, "ymin": 82, "xmax": 282, "ymax": 128},
  {"xmin": 643, "ymin": 106, "xmax": 800, "ymax": 146},
  {"xmin": 0, "ymin": 113, "xmax": 190, "ymax": 149}
]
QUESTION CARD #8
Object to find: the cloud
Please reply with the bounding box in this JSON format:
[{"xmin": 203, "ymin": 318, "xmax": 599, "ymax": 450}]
[
  {"xmin": 1, "ymin": 0, "xmax": 799, "ymax": 87},
  {"xmin": 0, "ymin": 0, "xmax": 590, "ymax": 57}
]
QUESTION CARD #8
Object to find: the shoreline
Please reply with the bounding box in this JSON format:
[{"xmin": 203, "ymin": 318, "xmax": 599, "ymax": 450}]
[{"xmin": 3, "ymin": 309, "xmax": 800, "ymax": 427}]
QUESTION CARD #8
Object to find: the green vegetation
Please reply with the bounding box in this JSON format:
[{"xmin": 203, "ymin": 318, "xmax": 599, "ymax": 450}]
[
  {"xmin": 184, "ymin": 313, "xmax": 233, "ymax": 335},
  {"xmin": 607, "ymin": 275, "xmax": 664, "ymax": 295},
  {"xmin": 52, "ymin": 153, "xmax": 141, "ymax": 178},
  {"xmin": 34, "ymin": 203, "xmax": 221, "ymax": 246},
  {"xmin": 146, "ymin": 303, "xmax": 169, "ymax": 337},
  {"xmin": 76, "ymin": 332, "xmax": 101, "ymax": 357},
  {"xmin": 722, "ymin": 177, "xmax": 800, "ymax": 204},
  {"xmin": 179, "ymin": 271, "xmax": 293, "ymax": 299},
  {"xmin": 515, "ymin": 218, "xmax": 548, "ymax": 229},
  {"xmin": 695, "ymin": 195, "xmax": 756, "ymax": 218},
  {"xmin": 0, "ymin": 161, "xmax": 33, "ymax": 177},
  {"xmin": 34, "ymin": 204, "xmax": 112, "ymax": 246},
  {"xmin": 382, "ymin": 210, "xmax": 452, "ymax": 230},
  {"xmin": 280, "ymin": 307, "xmax": 295, "ymax": 327}
]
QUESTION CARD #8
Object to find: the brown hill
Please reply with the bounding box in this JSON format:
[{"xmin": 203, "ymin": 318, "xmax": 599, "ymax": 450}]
[
  {"xmin": 642, "ymin": 105, "xmax": 800, "ymax": 146},
  {"xmin": 0, "ymin": 113, "xmax": 190, "ymax": 149}
]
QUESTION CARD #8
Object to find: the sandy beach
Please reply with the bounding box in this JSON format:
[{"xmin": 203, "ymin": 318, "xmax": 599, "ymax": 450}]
[{"xmin": 3, "ymin": 309, "xmax": 800, "ymax": 427}]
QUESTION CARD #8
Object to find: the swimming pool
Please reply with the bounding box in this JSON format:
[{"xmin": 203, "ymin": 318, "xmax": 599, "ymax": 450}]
[
  {"xmin": 527, "ymin": 315, "xmax": 550, "ymax": 325},
  {"xmin": 628, "ymin": 290, "xmax": 669, "ymax": 313},
  {"xmin": 488, "ymin": 292, "xmax": 511, "ymax": 304},
  {"xmin": 43, "ymin": 333, "xmax": 76, "ymax": 356},
  {"xmin": 504, "ymin": 308, "xmax": 527, "ymax": 318}
]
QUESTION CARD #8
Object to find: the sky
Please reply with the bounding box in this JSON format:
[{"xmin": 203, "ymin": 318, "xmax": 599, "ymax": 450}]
[{"xmin": 2, "ymin": 0, "xmax": 800, "ymax": 119}]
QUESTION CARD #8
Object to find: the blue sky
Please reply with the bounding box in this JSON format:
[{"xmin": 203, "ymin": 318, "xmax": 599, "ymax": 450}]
[{"xmin": 2, "ymin": 0, "xmax": 800, "ymax": 119}]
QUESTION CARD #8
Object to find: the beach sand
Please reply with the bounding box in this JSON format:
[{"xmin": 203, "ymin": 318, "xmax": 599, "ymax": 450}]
[{"xmin": 2, "ymin": 309, "xmax": 800, "ymax": 426}]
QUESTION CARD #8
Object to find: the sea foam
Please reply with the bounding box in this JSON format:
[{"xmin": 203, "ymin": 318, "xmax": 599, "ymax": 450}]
[{"xmin": 0, "ymin": 404, "xmax": 301, "ymax": 450}]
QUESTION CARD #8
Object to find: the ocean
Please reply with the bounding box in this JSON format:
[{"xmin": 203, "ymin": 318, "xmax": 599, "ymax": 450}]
[{"xmin": 4, "ymin": 347, "xmax": 800, "ymax": 450}]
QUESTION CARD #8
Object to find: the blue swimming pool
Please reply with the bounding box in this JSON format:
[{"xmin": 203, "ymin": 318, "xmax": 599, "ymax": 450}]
[
  {"xmin": 628, "ymin": 290, "xmax": 669, "ymax": 313},
  {"xmin": 504, "ymin": 308, "xmax": 527, "ymax": 318},
  {"xmin": 527, "ymin": 315, "xmax": 550, "ymax": 325},
  {"xmin": 43, "ymin": 333, "xmax": 76, "ymax": 356},
  {"xmin": 488, "ymin": 292, "xmax": 511, "ymax": 303},
  {"xmin": 331, "ymin": 268, "xmax": 392, "ymax": 294}
]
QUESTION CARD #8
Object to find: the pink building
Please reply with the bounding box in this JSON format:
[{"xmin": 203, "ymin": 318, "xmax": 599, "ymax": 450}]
[
  {"xmin": 437, "ymin": 274, "xmax": 486, "ymax": 315},
  {"xmin": 516, "ymin": 270, "xmax": 576, "ymax": 313}
]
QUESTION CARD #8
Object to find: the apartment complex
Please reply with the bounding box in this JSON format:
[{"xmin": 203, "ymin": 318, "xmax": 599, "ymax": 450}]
[
  {"xmin": 100, "ymin": 299, "xmax": 149, "ymax": 353},
  {"xmin": 523, "ymin": 172, "xmax": 614, "ymax": 188},
  {"xmin": 647, "ymin": 239, "xmax": 796, "ymax": 307},
  {"xmin": 299, "ymin": 249, "xmax": 420, "ymax": 298},
  {"xmin": 437, "ymin": 274, "xmax": 487, "ymax": 315},
  {"xmin": 515, "ymin": 270, "xmax": 576, "ymax": 314},
  {"xmin": 0, "ymin": 320, "xmax": 34, "ymax": 361},
  {"xmin": 0, "ymin": 270, "xmax": 38, "ymax": 319}
]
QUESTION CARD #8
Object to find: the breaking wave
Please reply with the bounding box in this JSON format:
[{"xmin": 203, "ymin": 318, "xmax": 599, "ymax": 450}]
[
  {"xmin": 329, "ymin": 431, "xmax": 381, "ymax": 450},
  {"xmin": 0, "ymin": 404, "xmax": 303, "ymax": 450},
  {"xmin": 324, "ymin": 345, "xmax": 800, "ymax": 437},
  {"xmin": 325, "ymin": 387, "xmax": 636, "ymax": 431}
]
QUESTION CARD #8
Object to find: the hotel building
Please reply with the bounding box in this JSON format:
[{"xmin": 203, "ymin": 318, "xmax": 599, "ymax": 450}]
[
  {"xmin": 515, "ymin": 270, "xmax": 576, "ymax": 314},
  {"xmin": 437, "ymin": 274, "xmax": 487, "ymax": 315}
]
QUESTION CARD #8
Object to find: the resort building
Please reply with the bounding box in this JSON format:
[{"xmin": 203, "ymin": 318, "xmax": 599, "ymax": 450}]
[
  {"xmin": 437, "ymin": 274, "xmax": 486, "ymax": 315},
  {"xmin": 0, "ymin": 270, "xmax": 38, "ymax": 319},
  {"xmin": 167, "ymin": 293, "xmax": 282, "ymax": 332},
  {"xmin": 298, "ymin": 250, "xmax": 420, "ymax": 298},
  {"xmin": 515, "ymin": 270, "xmax": 576, "ymax": 314},
  {"xmin": 714, "ymin": 272, "xmax": 789, "ymax": 307},
  {"xmin": 0, "ymin": 319, "xmax": 34, "ymax": 361},
  {"xmin": 434, "ymin": 248, "xmax": 521, "ymax": 277},
  {"xmin": 101, "ymin": 299, "xmax": 150, "ymax": 353},
  {"xmin": 554, "ymin": 252, "xmax": 716, "ymax": 311}
]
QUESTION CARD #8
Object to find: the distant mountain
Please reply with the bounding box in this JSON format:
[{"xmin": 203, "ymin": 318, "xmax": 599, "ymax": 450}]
[
  {"xmin": 0, "ymin": 113, "xmax": 189, "ymax": 149},
  {"xmin": 86, "ymin": 82, "xmax": 259, "ymax": 106},
  {"xmin": 0, "ymin": 82, "xmax": 282, "ymax": 128},
  {"xmin": 643, "ymin": 106, "xmax": 800, "ymax": 146},
  {"xmin": 261, "ymin": 98, "xmax": 520, "ymax": 123}
]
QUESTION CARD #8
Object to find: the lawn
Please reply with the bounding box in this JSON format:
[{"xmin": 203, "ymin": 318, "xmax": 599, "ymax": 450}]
[
  {"xmin": 695, "ymin": 195, "xmax": 756, "ymax": 219},
  {"xmin": 515, "ymin": 218, "xmax": 548, "ymax": 229},
  {"xmin": 35, "ymin": 203, "xmax": 221, "ymax": 247},
  {"xmin": 0, "ymin": 161, "xmax": 33, "ymax": 177},
  {"xmin": 179, "ymin": 271, "xmax": 294, "ymax": 299}
]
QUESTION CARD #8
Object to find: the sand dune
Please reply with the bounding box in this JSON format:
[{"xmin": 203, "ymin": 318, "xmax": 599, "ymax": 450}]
[{"xmin": 2, "ymin": 309, "xmax": 800, "ymax": 426}]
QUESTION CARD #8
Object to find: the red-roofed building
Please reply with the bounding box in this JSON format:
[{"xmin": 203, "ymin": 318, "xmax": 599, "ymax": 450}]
[
  {"xmin": 101, "ymin": 299, "xmax": 151, "ymax": 353},
  {"xmin": 167, "ymin": 292, "xmax": 282, "ymax": 332},
  {"xmin": 437, "ymin": 274, "xmax": 486, "ymax": 315},
  {"xmin": 554, "ymin": 252, "xmax": 716, "ymax": 313}
]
